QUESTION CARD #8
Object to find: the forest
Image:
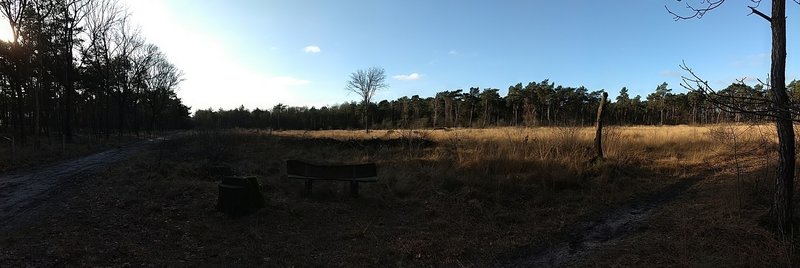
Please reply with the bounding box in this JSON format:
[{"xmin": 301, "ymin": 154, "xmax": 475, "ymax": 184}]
[
  {"xmin": 195, "ymin": 79, "xmax": 800, "ymax": 130},
  {"xmin": 0, "ymin": 0, "xmax": 191, "ymax": 149}
]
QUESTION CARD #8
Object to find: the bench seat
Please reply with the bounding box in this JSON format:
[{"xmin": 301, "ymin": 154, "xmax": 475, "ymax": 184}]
[{"xmin": 286, "ymin": 160, "xmax": 378, "ymax": 196}]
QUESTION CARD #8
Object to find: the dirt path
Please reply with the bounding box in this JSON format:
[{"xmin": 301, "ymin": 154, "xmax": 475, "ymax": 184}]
[
  {"xmin": 503, "ymin": 177, "xmax": 701, "ymax": 267},
  {"xmin": 0, "ymin": 137, "xmax": 165, "ymax": 228}
]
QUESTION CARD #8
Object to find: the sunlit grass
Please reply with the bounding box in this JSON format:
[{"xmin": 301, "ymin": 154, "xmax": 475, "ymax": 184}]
[{"xmin": 2, "ymin": 124, "xmax": 793, "ymax": 267}]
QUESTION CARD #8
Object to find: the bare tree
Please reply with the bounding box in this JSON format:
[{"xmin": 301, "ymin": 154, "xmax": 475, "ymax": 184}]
[
  {"xmin": 345, "ymin": 66, "xmax": 388, "ymax": 133},
  {"xmin": 112, "ymin": 14, "xmax": 144, "ymax": 136},
  {"xmin": 27, "ymin": 0, "xmax": 51, "ymax": 149},
  {"xmin": 143, "ymin": 47, "xmax": 183, "ymax": 132},
  {"xmin": 668, "ymin": 0, "xmax": 796, "ymax": 234},
  {"xmin": 129, "ymin": 43, "xmax": 158, "ymax": 135},
  {"xmin": 80, "ymin": 0, "xmax": 122, "ymax": 139},
  {"xmin": 58, "ymin": 0, "xmax": 93, "ymax": 143}
]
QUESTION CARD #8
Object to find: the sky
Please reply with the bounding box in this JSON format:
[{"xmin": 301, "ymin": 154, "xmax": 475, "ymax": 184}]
[{"xmin": 118, "ymin": 0, "xmax": 800, "ymax": 112}]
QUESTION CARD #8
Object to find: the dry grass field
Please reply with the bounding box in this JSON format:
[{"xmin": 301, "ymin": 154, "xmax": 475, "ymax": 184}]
[{"xmin": 1, "ymin": 125, "xmax": 798, "ymax": 267}]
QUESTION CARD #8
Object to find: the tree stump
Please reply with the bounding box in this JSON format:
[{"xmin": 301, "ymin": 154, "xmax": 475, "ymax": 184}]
[
  {"xmin": 217, "ymin": 184, "xmax": 249, "ymax": 217},
  {"xmin": 217, "ymin": 176, "xmax": 265, "ymax": 217}
]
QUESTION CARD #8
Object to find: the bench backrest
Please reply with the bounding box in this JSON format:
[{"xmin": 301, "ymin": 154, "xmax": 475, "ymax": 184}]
[{"xmin": 286, "ymin": 160, "xmax": 377, "ymax": 181}]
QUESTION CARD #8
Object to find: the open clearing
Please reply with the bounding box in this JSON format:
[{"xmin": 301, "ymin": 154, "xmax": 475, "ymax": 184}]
[{"xmin": 0, "ymin": 126, "xmax": 796, "ymax": 267}]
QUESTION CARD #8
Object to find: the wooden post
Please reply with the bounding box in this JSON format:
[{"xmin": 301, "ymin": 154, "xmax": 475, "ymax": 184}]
[{"xmin": 593, "ymin": 92, "xmax": 609, "ymax": 162}]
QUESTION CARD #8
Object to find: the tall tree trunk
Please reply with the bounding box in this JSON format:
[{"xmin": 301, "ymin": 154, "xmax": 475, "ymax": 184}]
[
  {"xmin": 118, "ymin": 93, "xmax": 125, "ymax": 137},
  {"xmin": 133, "ymin": 99, "xmax": 139, "ymax": 137},
  {"xmin": 63, "ymin": 18, "xmax": 74, "ymax": 143},
  {"xmin": 363, "ymin": 98, "xmax": 369, "ymax": 133},
  {"xmin": 770, "ymin": 0, "xmax": 794, "ymax": 234},
  {"xmin": 546, "ymin": 105, "xmax": 551, "ymax": 125},
  {"xmin": 469, "ymin": 106, "xmax": 474, "ymax": 127},
  {"xmin": 34, "ymin": 79, "xmax": 40, "ymax": 149},
  {"xmin": 104, "ymin": 88, "xmax": 110, "ymax": 140},
  {"xmin": 433, "ymin": 98, "xmax": 438, "ymax": 128},
  {"xmin": 9, "ymin": 38, "xmax": 25, "ymax": 144},
  {"xmin": 63, "ymin": 73, "xmax": 73, "ymax": 143},
  {"xmin": 483, "ymin": 103, "xmax": 488, "ymax": 127},
  {"xmin": 13, "ymin": 84, "xmax": 23, "ymax": 144}
]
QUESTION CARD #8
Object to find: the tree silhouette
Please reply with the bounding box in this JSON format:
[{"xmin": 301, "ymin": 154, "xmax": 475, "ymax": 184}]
[
  {"xmin": 0, "ymin": 0, "xmax": 189, "ymax": 148},
  {"xmin": 345, "ymin": 66, "xmax": 387, "ymax": 133}
]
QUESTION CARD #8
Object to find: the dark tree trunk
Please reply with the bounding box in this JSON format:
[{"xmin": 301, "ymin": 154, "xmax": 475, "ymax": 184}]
[
  {"xmin": 13, "ymin": 84, "xmax": 23, "ymax": 144},
  {"xmin": 118, "ymin": 93, "xmax": 125, "ymax": 137},
  {"xmin": 363, "ymin": 98, "xmax": 369, "ymax": 133},
  {"xmin": 63, "ymin": 21, "xmax": 74, "ymax": 143},
  {"xmin": 104, "ymin": 89, "xmax": 110, "ymax": 140},
  {"xmin": 34, "ymin": 79, "xmax": 40, "ymax": 149},
  {"xmin": 469, "ymin": 106, "xmax": 474, "ymax": 127},
  {"xmin": 63, "ymin": 76, "xmax": 73, "ymax": 143},
  {"xmin": 770, "ymin": 0, "xmax": 794, "ymax": 234},
  {"xmin": 133, "ymin": 100, "xmax": 139, "ymax": 137}
]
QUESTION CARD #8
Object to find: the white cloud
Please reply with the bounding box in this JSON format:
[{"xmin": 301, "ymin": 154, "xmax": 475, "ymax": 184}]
[
  {"xmin": 304, "ymin": 45, "xmax": 321, "ymax": 53},
  {"xmin": 448, "ymin": 50, "xmax": 458, "ymax": 55},
  {"xmin": 392, "ymin": 73, "xmax": 422, "ymax": 81}
]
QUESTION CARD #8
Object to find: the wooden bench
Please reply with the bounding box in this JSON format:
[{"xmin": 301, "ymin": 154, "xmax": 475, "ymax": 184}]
[{"xmin": 286, "ymin": 160, "xmax": 378, "ymax": 197}]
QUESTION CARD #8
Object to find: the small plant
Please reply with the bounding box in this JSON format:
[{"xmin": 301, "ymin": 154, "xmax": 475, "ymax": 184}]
[{"xmin": 709, "ymin": 123, "xmax": 757, "ymax": 212}]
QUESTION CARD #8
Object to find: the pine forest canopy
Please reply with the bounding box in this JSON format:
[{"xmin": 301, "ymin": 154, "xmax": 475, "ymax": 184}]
[
  {"xmin": 193, "ymin": 79, "xmax": 800, "ymax": 130},
  {"xmin": 0, "ymin": 0, "xmax": 190, "ymax": 147}
]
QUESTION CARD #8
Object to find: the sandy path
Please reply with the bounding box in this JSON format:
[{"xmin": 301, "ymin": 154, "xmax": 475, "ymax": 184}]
[
  {"xmin": 0, "ymin": 137, "xmax": 165, "ymax": 226},
  {"xmin": 503, "ymin": 177, "xmax": 701, "ymax": 267}
]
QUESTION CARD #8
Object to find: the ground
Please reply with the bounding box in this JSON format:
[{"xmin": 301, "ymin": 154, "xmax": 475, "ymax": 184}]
[
  {"xmin": 0, "ymin": 126, "xmax": 797, "ymax": 267},
  {"xmin": 0, "ymin": 134, "xmax": 145, "ymax": 173}
]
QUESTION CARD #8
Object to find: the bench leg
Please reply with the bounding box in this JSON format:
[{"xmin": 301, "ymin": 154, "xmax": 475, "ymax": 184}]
[
  {"xmin": 305, "ymin": 180, "xmax": 313, "ymax": 196},
  {"xmin": 350, "ymin": 181, "xmax": 359, "ymax": 197}
]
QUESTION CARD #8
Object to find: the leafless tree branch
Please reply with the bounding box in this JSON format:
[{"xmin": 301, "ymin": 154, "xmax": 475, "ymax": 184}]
[
  {"xmin": 666, "ymin": 0, "xmax": 775, "ymax": 23},
  {"xmin": 748, "ymin": 5, "xmax": 772, "ymax": 22},
  {"xmin": 666, "ymin": 0, "xmax": 725, "ymax": 20},
  {"xmin": 679, "ymin": 61, "xmax": 800, "ymax": 122}
]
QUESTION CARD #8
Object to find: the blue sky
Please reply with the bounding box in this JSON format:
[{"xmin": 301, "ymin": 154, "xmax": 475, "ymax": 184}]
[{"xmin": 123, "ymin": 0, "xmax": 799, "ymax": 111}]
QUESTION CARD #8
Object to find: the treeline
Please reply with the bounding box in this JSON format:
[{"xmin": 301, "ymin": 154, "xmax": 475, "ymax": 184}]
[
  {"xmin": 195, "ymin": 79, "xmax": 800, "ymax": 130},
  {"xmin": 0, "ymin": 0, "xmax": 190, "ymax": 148}
]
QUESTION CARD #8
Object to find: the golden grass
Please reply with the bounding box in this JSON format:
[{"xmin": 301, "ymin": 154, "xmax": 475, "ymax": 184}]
[
  {"xmin": 2, "ymin": 124, "xmax": 797, "ymax": 267},
  {"xmin": 274, "ymin": 124, "xmax": 776, "ymax": 169}
]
